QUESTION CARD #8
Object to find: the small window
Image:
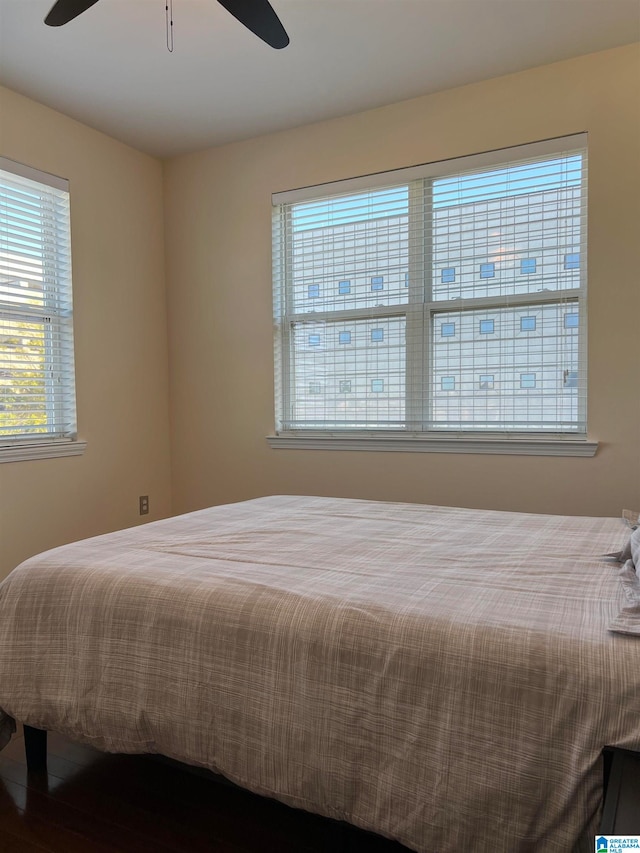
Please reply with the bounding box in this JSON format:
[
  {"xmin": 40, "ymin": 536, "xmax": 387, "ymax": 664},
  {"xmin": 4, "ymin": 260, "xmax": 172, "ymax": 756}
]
[
  {"xmin": 308, "ymin": 334, "xmax": 321, "ymax": 346},
  {"xmin": 479, "ymin": 319, "xmax": 494, "ymax": 334},
  {"xmin": 441, "ymin": 267, "xmax": 456, "ymax": 283},
  {"xmin": 309, "ymin": 382, "xmax": 322, "ymax": 394},
  {"xmin": 339, "ymin": 380, "xmax": 352, "ymax": 393},
  {"xmin": 520, "ymin": 373, "xmax": 536, "ymax": 389},
  {"xmin": 479, "ymin": 375, "xmax": 494, "ymax": 389},
  {"xmin": 371, "ymin": 379, "xmax": 384, "ymax": 392},
  {"xmin": 0, "ymin": 158, "xmax": 78, "ymax": 454},
  {"xmin": 371, "ymin": 329, "xmax": 384, "ymax": 342},
  {"xmin": 563, "ymin": 370, "xmax": 578, "ymax": 388},
  {"xmin": 441, "ymin": 322, "xmax": 456, "ymax": 338},
  {"xmin": 338, "ymin": 331, "xmax": 351, "ymax": 344},
  {"xmin": 520, "ymin": 258, "xmax": 537, "ymax": 274},
  {"xmin": 404, "ymin": 272, "xmax": 409, "ymax": 287},
  {"xmin": 564, "ymin": 313, "xmax": 579, "ymax": 329},
  {"xmin": 307, "ymin": 284, "xmax": 320, "ymax": 298},
  {"xmin": 441, "ymin": 376, "xmax": 456, "ymax": 391},
  {"xmin": 520, "ymin": 316, "xmax": 536, "ymax": 332},
  {"xmin": 480, "ymin": 263, "xmax": 495, "ymax": 279},
  {"xmin": 564, "ymin": 253, "xmax": 580, "ymax": 270},
  {"xmin": 371, "ymin": 276, "xmax": 384, "ymax": 291},
  {"xmin": 338, "ymin": 280, "xmax": 351, "ymax": 294}
]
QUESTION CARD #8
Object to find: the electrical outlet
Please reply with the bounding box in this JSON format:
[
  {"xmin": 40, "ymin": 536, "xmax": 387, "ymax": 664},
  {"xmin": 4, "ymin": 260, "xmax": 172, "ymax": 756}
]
[{"xmin": 139, "ymin": 495, "xmax": 149, "ymax": 516}]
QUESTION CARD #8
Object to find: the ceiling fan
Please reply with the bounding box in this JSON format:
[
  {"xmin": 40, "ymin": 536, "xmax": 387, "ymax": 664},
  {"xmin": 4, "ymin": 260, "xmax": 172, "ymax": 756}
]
[{"xmin": 44, "ymin": 0, "xmax": 290, "ymax": 49}]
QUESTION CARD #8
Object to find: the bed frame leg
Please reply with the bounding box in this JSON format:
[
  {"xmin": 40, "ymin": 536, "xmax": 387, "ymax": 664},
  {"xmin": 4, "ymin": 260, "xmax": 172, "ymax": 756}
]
[{"xmin": 24, "ymin": 725, "xmax": 47, "ymax": 772}]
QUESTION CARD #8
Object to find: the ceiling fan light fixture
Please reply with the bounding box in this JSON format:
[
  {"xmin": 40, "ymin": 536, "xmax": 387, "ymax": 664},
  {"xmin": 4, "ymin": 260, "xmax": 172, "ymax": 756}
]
[
  {"xmin": 43, "ymin": 0, "xmax": 290, "ymax": 49},
  {"xmin": 217, "ymin": 0, "xmax": 289, "ymax": 49},
  {"xmin": 44, "ymin": 0, "xmax": 100, "ymax": 27}
]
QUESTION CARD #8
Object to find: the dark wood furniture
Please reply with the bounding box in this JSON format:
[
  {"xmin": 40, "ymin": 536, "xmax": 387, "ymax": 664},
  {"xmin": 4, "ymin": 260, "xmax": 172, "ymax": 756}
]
[{"xmin": 24, "ymin": 725, "xmax": 47, "ymax": 772}]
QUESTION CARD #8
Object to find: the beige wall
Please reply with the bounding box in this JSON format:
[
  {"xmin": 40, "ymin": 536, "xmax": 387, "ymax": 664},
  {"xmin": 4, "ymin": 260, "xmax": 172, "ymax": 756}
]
[
  {"xmin": 0, "ymin": 86, "xmax": 172, "ymax": 580},
  {"xmin": 164, "ymin": 44, "xmax": 640, "ymax": 519}
]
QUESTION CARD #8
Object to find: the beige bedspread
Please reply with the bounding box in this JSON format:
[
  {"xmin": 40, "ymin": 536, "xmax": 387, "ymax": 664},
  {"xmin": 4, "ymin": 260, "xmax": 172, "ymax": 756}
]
[{"xmin": 0, "ymin": 495, "xmax": 638, "ymax": 852}]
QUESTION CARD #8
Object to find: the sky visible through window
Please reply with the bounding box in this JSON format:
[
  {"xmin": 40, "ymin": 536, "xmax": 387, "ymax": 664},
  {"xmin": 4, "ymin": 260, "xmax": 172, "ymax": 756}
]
[{"xmin": 290, "ymin": 155, "xmax": 582, "ymax": 231}]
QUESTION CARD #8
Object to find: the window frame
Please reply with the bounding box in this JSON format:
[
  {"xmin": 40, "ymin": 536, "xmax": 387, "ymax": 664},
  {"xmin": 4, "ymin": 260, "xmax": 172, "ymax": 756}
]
[
  {"xmin": 0, "ymin": 157, "xmax": 84, "ymax": 463},
  {"xmin": 270, "ymin": 135, "xmax": 597, "ymax": 457}
]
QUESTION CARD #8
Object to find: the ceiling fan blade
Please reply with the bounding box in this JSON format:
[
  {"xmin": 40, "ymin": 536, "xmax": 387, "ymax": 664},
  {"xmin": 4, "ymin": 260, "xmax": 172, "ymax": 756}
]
[
  {"xmin": 44, "ymin": 0, "xmax": 100, "ymax": 27},
  {"xmin": 216, "ymin": 0, "xmax": 289, "ymax": 49}
]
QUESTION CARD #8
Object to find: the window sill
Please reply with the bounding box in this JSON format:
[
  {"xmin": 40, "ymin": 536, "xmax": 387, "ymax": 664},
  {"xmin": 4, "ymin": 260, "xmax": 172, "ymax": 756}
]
[
  {"xmin": 0, "ymin": 439, "xmax": 87, "ymax": 464},
  {"xmin": 267, "ymin": 434, "xmax": 598, "ymax": 457}
]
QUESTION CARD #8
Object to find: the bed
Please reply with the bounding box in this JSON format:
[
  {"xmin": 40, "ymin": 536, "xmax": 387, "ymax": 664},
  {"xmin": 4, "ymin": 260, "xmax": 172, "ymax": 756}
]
[{"xmin": 0, "ymin": 495, "xmax": 639, "ymax": 852}]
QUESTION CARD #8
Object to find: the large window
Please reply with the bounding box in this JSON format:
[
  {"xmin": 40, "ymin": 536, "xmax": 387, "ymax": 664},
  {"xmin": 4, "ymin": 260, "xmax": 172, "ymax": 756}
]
[
  {"xmin": 0, "ymin": 157, "xmax": 79, "ymax": 460},
  {"xmin": 272, "ymin": 135, "xmax": 591, "ymax": 454}
]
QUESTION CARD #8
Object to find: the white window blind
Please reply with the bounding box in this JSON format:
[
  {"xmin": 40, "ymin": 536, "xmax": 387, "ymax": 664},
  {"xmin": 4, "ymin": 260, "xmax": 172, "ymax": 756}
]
[
  {"xmin": 0, "ymin": 157, "xmax": 77, "ymax": 448},
  {"xmin": 272, "ymin": 135, "xmax": 588, "ymax": 442}
]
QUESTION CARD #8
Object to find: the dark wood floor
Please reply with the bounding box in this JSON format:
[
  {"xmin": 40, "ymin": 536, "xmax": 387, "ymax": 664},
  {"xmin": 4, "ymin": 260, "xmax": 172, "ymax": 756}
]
[{"xmin": 0, "ymin": 729, "xmax": 413, "ymax": 852}]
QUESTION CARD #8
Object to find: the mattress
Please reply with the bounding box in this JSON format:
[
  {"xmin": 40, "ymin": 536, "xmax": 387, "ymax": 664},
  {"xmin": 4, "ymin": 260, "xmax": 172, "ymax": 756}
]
[{"xmin": 0, "ymin": 495, "xmax": 638, "ymax": 852}]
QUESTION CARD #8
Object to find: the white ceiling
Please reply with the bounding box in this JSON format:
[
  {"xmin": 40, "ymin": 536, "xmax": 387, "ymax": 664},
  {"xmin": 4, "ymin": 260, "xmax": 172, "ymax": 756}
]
[{"xmin": 0, "ymin": 0, "xmax": 638, "ymax": 159}]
